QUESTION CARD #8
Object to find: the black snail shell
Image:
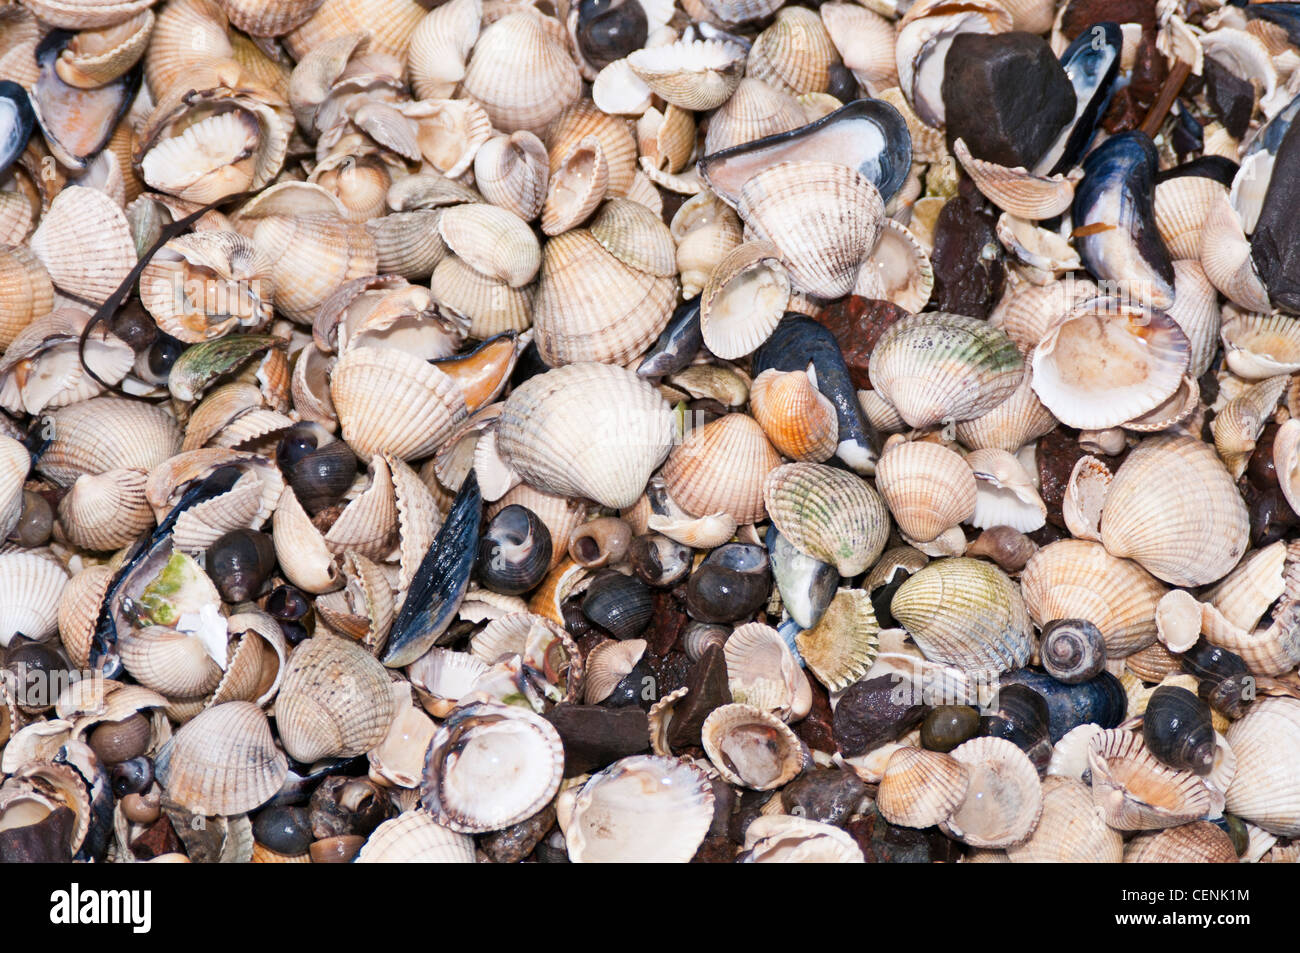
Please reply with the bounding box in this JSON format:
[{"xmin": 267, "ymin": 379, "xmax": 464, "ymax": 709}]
[
  {"xmin": 1001, "ymin": 668, "xmax": 1126, "ymax": 743},
  {"xmin": 277, "ymin": 424, "xmax": 358, "ymax": 516},
  {"xmin": 576, "ymin": 0, "xmax": 648, "ymax": 71},
  {"xmin": 254, "ymin": 805, "xmax": 314, "ymax": 856},
  {"xmin": 9, "ymin": 491, "xmax": 52, "ymax": 548},
  {"xmin": 685, "ymin": 543, "xmax": 771, "ymax": 623},
  {"xmin": 476, "ymin": 504, "xmax": 552, "ymax": 596},
  {"xmin": 1039, "ymin": 618, "xmax": 1106, "ymax": 684},
  {"xmin": 921, "ymin": 705, "xmax": 981, "ymax": 753},
  {"xmin": 1143, "ymin": 685, "xmax": 1217, "ymax": 776},
  {"xmin": 1201, "ymin": 673, "xmax": 1256, "ymax": 720},
  {"xmin": 628, "ymin": 532, "xmax": 691, "ymax": 587},
  {"xmin": 980, "ymin": 683, "xmax": 1053, "ymax": 772},
  {"xmin": 4, "ymin": 639, "xmax": 68, "ymax": 713},
  {"xmin": 209, "ymin": 528, "xmax": 277, "ymax": 603},
  {"xmin": 110, "ymin": 757, "xmax": 153, "ymax": 799},
  {"xmin": 581, "ymin": 570, "xmax": 654, "ymax": 640},
  {"xmin": 142, "ymin": 331, "xmax": 186, "ymax": 384}
]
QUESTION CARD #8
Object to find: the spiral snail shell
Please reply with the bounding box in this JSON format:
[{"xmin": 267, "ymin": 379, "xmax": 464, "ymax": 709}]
[{"xmin": 1039, "ymin": 618, "xmax": 1106, "ymax": 684}]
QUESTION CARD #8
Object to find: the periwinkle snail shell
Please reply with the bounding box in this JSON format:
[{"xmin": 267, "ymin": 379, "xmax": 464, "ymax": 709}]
[
  {"xmin": 979, "ymin": 683, "xmax": 1053, "ymax": 772},
  {"xmin": 628, "ymin": 532, "xmax": 692, "ymax": 587},
  {"xmin": 277, "ymin": 423, "xmax": 358, "ymax": 516},
  {"xmin": 1000, "ymin": 668, "xmax": 1127, "ymax": 743},
  {"xmin": 568, "ymin": 517, "xmax": 633, "ymax": 568},
  {"xmin": 682, "ymin": 621, "xmax": 730, "ymax": 662},
  {"xmin": 685, "ymin": 542, "xmax": 772, "ymax": 623},
  {"xmin": 581, "ymin": 571, "xmax": 654, "ymax": 640},
  {"xmin": 1143, "ymin": 685, "xmax": 1217, "ymax": 776},
  {"xmin": 1039, "ymin": 618, "xmax": 1106, "ymax": 684},
  {"xmin": 88, "ymin": 713, "xmax": 151, "ymax": 765},
  {"xmin": 209, "ymin": 528, "xmax": 277, "ymax": 604},
  {"xmin": 476, "ymin": 504, "xmax": 552, "ymax": 596},
  {"xmin": 576, "ymin": 0, "xmax": 648, "ymax": 71}
]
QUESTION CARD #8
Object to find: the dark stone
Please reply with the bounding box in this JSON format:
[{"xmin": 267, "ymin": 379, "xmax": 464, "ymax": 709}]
[
  {"xmin": 793, "ymin": 674, "xmax": 836, "ymax": 754},
  {"xmin": 1205, "ymin": 56, "xmax": 1254, "ymax": 140},
  {"xmin": 129, "ymin": 812, "xmax": 184, "ymax": 861},
  {"xmin": 642, "ymin": 650, "xmax": 692, "ymax": 708},
  {"xmin": 691, "ymin": 835, "xmax": 740, "ymax": 863},
  {"xmin": 667, "ymin": 643, "xmax": 731, "ymax": 749},
  {"xmin": 781, "ymin": 768, "xmax": 868, "ymax": 826},
  {"xmin": 0, "ymin": 806, "xmax": 75, "ymax": 862},
  {"xmin": 813, "ymin": 296, "xmax": 908, "ymax": 390},
  {"xmin": 544, "ymin": 703, "xmax": 649, "ymax": 775},
  {"xmin": 929, "ymin": 188, "xmax": 1005, "ymax": 319},
  {"xmin": 1248, "ymin": 422, "xmax": 1282, "ymax": 491},
  {"xmin": 832, "ymin": 674, "xmax": 928, "ymax": 759},
  {"xmin": 253, "ymin": 805, "xmax": 313, "ymax": 855},
  {"xmin": 1060, "ymin": 0, "xmax": 1157, "ymax": 38},
  {"xmin": 846, "ymin": 807, "xmax": 965, "ymax": 863},
  {"xmin": 942, "ymin": 32, "xmax": 1076, "ymax": 169},
  {"xmin": 707, "ymin": 778, "xmax": 737, "ymax": 838},
  {"xmin": 645, "ymin": 588, "xmax": 688, "ymax": 656},
  {"xmin": 1101, "ymin": 85, "xmax": 1145, "ymax": 133},
  {"xmin": 1242, "ymin": 481, "xmax": 1299, "ymax": 548},
  {"xmin": 479, "ymin": 804, "xmax": 556, "ymax": 863},
  {"xmin": 1251, "ymin": 110, "xmax": 1300, "ymax": 313}
]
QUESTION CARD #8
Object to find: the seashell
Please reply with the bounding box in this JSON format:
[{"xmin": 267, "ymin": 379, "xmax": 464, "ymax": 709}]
[
  {"xmin": 0, "ymin": 552, "xmax": 70, "ymax": 648},
  {"xmin": 953, "ymin": 368, "xmax": 1056, "ymax": 454},
  {"xmin": 1123, "ymin": 821, "xmax": 1239, "ymax": 863},
  {"xmin": 460, "ymin": 12, "xmax": 582, "ymax": 135},
  {"xmin": 1155, "ymin": 174, "xmax": 1227, "ymax": 262},
  {"xmin": 118, "ymin": 623, "xmax": 223, "ymax": 698},
  {"xmin": 29, "ymin": 186, "xmax": 135, "ymax": 305},
  {"xmin": 745, "ymin": 6, "xmax": 836, "ymax": 97},
  {"xmin": 877, "ymin": 746, "xmax": 970, "ymax": 828},
  {"xmin": 564, "ymin": 755, "xmax": 714, "ymax": 863},
  {"xmin": 58, "ymin": 468, "xmax": 153, "ymax": 552},
  {"xmin": 219, "ymin": 0, "xmax": 324, "ymax": 37},
  {"xmin": 1040, "ymin": 618, "xmax": 1107, "ymax": 684},
  {"xmin": 724, "ymin": 621, "xmax": 811, "ymax": 722},
  {"xmin": 703, "ymin": 78, "xmax": 805, "ymax": 157},
  {"xmin": 698, "ymin": 241, "xmax": 789, "ymax": 360},
  {"xmin": 1200, "ymin": 191, "xmax": 1272, "ymax": 314},
  {"xmin": 0, "ymin": 246, "xmax": 53, "ymax": 352},
  {"xmin": 1088, "ymin": 729, "xmax": 1223, "ymax": 830},
  {"xmin": 763, "ymin": 462, "xmax": 890, "ymax": 577},
  {"xmin": 1202, "ymin": 541, "xmax": 1288, "ymax": 634},
  {"xmin": 548, "ymin": 100, "xmax": 638, "ymax": 201},
  {"xmin": 438, "ymin": 204, "xmax": 540, "ymax": 290},
  {"xmin": 1143, "ymin": 685, "xmax": 1217, "ymax": 776},
  {"xmin": 1006, "ymin": 775, "xmax": 1123, "ymax": 862},
  {"xmin": 583, "ymin": 638, "xmax": 646, "ymax": 704},
  {"xmin": 953, "ymin": 139, "xmax": 1074, "ymax": 220},
  {"xmin": 1099, "ymin": 436, "xmax": 1249, "ymax": 588},
  {"xmin": 855, "ymin": 219, "xmax": 933, "ymax": 312},
  {"xmin": 795, "ymin": 588, "xmax": 879, "ymax": 692},
  {"xmin": 995, "ymin": 214, "xmax": 1080, "ymax": 281},
  {"xmin": 430, "ymin": 257, "xmax": 534, "ymax": 341},
  {"xmin": 421, "ymin": 700, "xmax": 564, "ymax": 833},
  {"xmin": 820, "ymin": 2, "xmax": 897, "ymax": 95},
  {"xmin": 408, "ymin": 0, "xmax": 481, "ymax": 100},
  {"xmin": 250, "ymin": 213, "xmax": 377, "ymax": 324},
  {"xmin": 532, "ymin": 229, "xmax": 677, "ymax": 367},
  {"xmin": 1213, "ymin": 375, "xmax": 1287, "ymax": 478},
  {"xmin": 409, "ymin": 647, "xmax": 489, "ymax": 719},
  {"xmin": 0, "ymin": 308, "xmax": 134, "ymax": 415},
  {"xmin": 497, "ymin": 363, "xmax": 673, "ymax": 510},
  {"xmin": 275, "ymin": 634, "xmax": 397, "ymax": 764},
  {"xmin": 874, "ymin": 440, "xmax": 976, "ymax": 543},
  {"xmin": 749, "ymin": 369, "xmax": 837, "ymax": 463},
  {"xmin": 475, "ymin": 504, "xmax": 552, "ymax": 597},
  {"xmin": 541, "ymin": 136, "xmax": 609, "ymax": 237},
  {"xmin": 1224, "ymin": 698, "xmax": 1300, "ymax": 836},
  {"xmin": 37, "ymin": 397, "xmax": 182, "ymax": 487},
  {"xmin": 589, "ymin": 198, "xmax": 677, "ymax": 279},
  {"xmin": 355, "ymin": 810, "xmax": 475, "ymax": 863},
  {"xmin": 869, "ymin": 312, "xmax": 1024, "ymax": 430},
  {"xmin": 701, "ymin": 703, "xmax": 802, "ymax": 790},
  {"xmin": 890, "ymin": 557, "xmax": 1034, "ymax": 674},
  {"xmin": 58, "ymin": 566, "xmax": 113, "ymax": 670},
  {"xmin": 940, "ymin": 737, "xmax": 1043, "ymax": 849},
  {"xmin": 367, "ymin": 210, "xmax": 446, "ymax": 281},
  {"xmin": 395, "ymin": 98, "xmax": 492, "ymax": 181},
  {"xmin": 284, "ymin": 0, "xmax": 425, "ymax": 60},
  {"xmin": 739, "ymin": 813, "xmax": 864, "ymax": 863},
  {"xmin": 138, "ymin": 231, "xmax": 274, "ymax": 343},
  {"xmin": 661, "ymin": 413, "xmax": 780, "ymax": 525},
  {"xmin": 628, "ymin": 38, "xmax": 746, "ymax": 111},
  {"xmin": 474, "ymin": 131, "xmax": 548, "ymax": 223},
  {"xmin": 1221, "ymin": 310, "xmax": 1300, "ymax": 380},
  {"xmin": 966, "ymin": 447, "xmax": 1047, "ymax": 533},
  {"xmin": 1166, "ymin": 260, "xmax": 1222, "ymax": 379},
  {"xmin": 1031, "ymin": 299, "xmax": 1190, "ymax": 430},
  {"xmin": 736, "ymin": 160, "xmax": 884, "ymax": 299},
  {"xmin": 154, "ymin": 701, "xmax": 287, "ymax": 817}
]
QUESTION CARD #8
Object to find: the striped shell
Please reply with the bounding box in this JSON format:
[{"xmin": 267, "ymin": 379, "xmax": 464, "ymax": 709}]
[{"xmin": 762, "ymin": 462, "xmax": 890, "ymax": 576}]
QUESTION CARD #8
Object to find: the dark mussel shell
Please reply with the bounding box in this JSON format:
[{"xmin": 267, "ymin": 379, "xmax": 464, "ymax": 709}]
[
  {"xmin": 1249, "ymin": 93, "xmax": 1300, "ymax": 313},
  {"xmin": 57, "ymin": 742, "xmax": 113, "ymax": 863},
  {"xmin": 577, "ymin": 0, "xmax": 648, "ymax": 71},
  {"xmin": 31, "ymin": 29, "xmax": 140, "ymax": 171},
  {"xmin": 266, "ymin": 755, "xmax": 369, "ymax": 807},
  {"xmin": 1072, "ymin": 130, "xmax": 1176, "ymax": 309},
  {"xmin": 277, "ymin": 424, "xmax": 357, "ymax": 515},
  {"xmin": 920, "ymin": 705, "xmax": 980, "ymax": 753},
  {"xmin": 1000, "ymin": 668, "xmax": 1126, "ymax": 744},
  {"xmin": 766, "ymin": 525, "xmax": 836, "ymax": 630},
  {"xmin": 476, "ymin": 504, "xmax": 552, "ymax": 596},
  {"xmin": 1036, "ymin": 21, "xmax": 1122, "ymax": 176},
  {"xmin": 832, "ymin": 674, "xmax": 927, "ymax": 758},
  {"xmin": 636, "ymin": 295, "xmax": 703, "ymax": 379},
  {"xmin": 1245, "ymin": 2, "xmax": 1300, "ymax": 46},
  {"xmin": 1039, "ymin": 618, "xmax": 1106, "ymax": 684},
  {"xmin": 753, "ymin": 313, "xmax": 879, "ymax": 474},
  {"xmin": 685, "ymin": 542, "xmax": 771, "ymax": 624},
  {"xmin": 699, "ymin": 98, "xmax": 913, "ymax": 207},
  {"xmin": 980, "ymin": 683, "xmax": 1052, "ymax": 772},
  {"xmin": 1156, "ymin": 154, "xmax": 1240, "ymax": 187},
  {"xmin": 1143, "ymin": 685, "xmax": 1216, "ymax": 776},
  {"xmin": 582, "ymin": 570, "xmax": 654, "ymax": 640},
  {"xmin": 209, "ymin": 528, "xmax": 276, "ymax": 603},
  {"xmin": 628, "ymin": 532, "xmax": 692, "ymax": 587},
  {"xmin": 0, "ymin": 80, "xmax": 35, "ymax": 179},
  {"xmin": 0, "ymin": 802, "xmax": 75, "ymax": 863},
  {"xmin": 381, "ymin": 471, "xmax": 482, "ymax": 667}
]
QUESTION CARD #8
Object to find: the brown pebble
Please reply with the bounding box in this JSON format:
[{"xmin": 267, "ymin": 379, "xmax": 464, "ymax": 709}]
[
  {"xmin": 122, "ymin": 790, "xmax": 162, "ymax": 825},
  {"xmin": 309, "ymin": 834, "xmax": 366, "ymax": 863}
]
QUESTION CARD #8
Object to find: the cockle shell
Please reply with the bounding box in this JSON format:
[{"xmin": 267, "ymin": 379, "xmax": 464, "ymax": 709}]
[
  {"xmin": 1225, "ymin": 698, "xmax": 1300, "ymax": 836},
  {"xmin": 749, "ymin": 369, "xmax": 838, "ymax": 463},
  {"xmin": 660, "ymin": 413, "xmax": 780, "ymax": 525},
  {"xmin": 154, "ymin": 701, "xmax": 287, "ymax": 816},
  {"xmin": 874, "ymin": 439, "xmax": 976, "ymax": 543},
  {"xmin": 460, "ymin": 12, "xmax": 581, "ymax": 135},
  {"xmin": 763, "ymin": 463, "xmax": 890, "ymax": 577}
]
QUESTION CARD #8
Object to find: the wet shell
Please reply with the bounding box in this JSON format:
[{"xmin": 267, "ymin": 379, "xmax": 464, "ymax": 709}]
[
  {"xmin": 874, "ymin": 440, "xmax": 976, "ymax": 543},
  {"xmin": 627, "ymin": 38, "xmax": 746, "ymax": 111},
  {"xmin": 740, "ymin": 813, "xmax": 864, "ymax": 862},
  {"xmin": 1006, "ymin": 775, "xmax": 1123, "ymax": 862},
  {"xmin": 1221, "ymin": 311, "xmax": 1300, "ymax": 380},
  {"xmin": 1155, "ymin": 174, "xmax": 1226, "ymax": 262},
  {"xmin": 877, "ymin": 746, "xmax": 970, "ymax": 828},
  {"xmin": 1021, "ymin": 540, "xmax": 1167, "ymax": 659},
  {"xmin": 966, "ymin": 447, "xmax": 1046, "ymax": 533},
  {"xmin": 736, "ymin": 160, "xmax": 885, "ymax": 299},
  {"xmin": 890, "ymin": 557, "xmax": 1034, "ymax": 674},
  {"xmin": 953, "ymin": 138, "xmax": 1074, "ymax": 220},
  {"xmin": 660, "ymin": 413, "xmax": 780, "ymax": 525},
  {"xmin": 565, "ymin": 755, "xmax": 714, "ymax": 863},
  {"xmin": 548, "ymin": 100, "xmax": 638, "ymax": 201},
  {"xmin": 284, "ymin": 0, "xmax": 425, "ymax": 60},
  {"xmin": 745, "ymin": 6, "xmax": 837, "ymax": 97},
  {"xmin": 274, "ymin": 634, "xmax": 397, "ymax": 763},
  {"xmin": 941, "ymin": 736, "xmax": 1043, "ymax": 849},
  {"xmin": 0, "ymin": 245, "xmax": 54, "ymax": 351},
  {"xmin": 762, "ymin": 462, "xmax": 890, "ymax": 577},
  {"xmin": 29, "ymin": 186, "xmax": 135, "ymax": 305},
  {"xmin": 952, "ymin": 368, "xmax": 1057, "ymax": 454},
  {"xmin": 154, "ymin": 701, "xmax": 287, "ymax": 816},
  {"xmin": 701, "ymin": 703, "xmax": 802, "ymax": 790},
  {"xmin": 496, "ymin": 362, "xmax": 674, "ymax": 510},
  {"xmin": 1099, "ymin": 436, "xmax": 1249, "ymax": 588},
  {"xmin": 408, "ymin": 0, "xmax": 481, "ymax": 100},
  {"xmin": 532, "ymin": 229, "xmax": 677, "ymax": 367},
  {"xmin": 1223, "ymin": 698, "xmax": 1300, "ymax": 836},
  {"xmin": 869, "ymin": 313, "xmax": 1025, "ymax": 429},
  {"xmin": 749, "ymin": 369, "xmax": 838, "ymax": 463},
  {"xmin": 1088, "ymin": 729, "xmax": 1223, "ymax": 830},
  {"xmin": 1123, "ymin": 821, "xmax": 1239, "ymax": 863},
  {"xmin": 474, "ymin": 130, "xmax": 548, "ymax": 222},
  {"xmin": 795, "ymin": 588, "xmax": 880, "ymax": 692},
  {"xmin": 460, "ymin": 12, "xmax": 582, "ymax": 135}
]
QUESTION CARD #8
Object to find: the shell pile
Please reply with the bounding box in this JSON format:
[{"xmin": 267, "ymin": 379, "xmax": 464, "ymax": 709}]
[{"xmin": 3, "ymin": 0, "xmax": 1300, "ymax": 865}]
